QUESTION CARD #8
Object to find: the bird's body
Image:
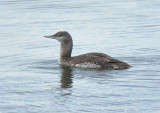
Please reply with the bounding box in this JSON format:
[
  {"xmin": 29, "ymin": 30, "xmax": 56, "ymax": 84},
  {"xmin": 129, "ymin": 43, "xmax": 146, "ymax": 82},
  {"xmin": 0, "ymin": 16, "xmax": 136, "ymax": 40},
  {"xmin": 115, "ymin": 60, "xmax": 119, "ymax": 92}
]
[
  {"xmin": 44, "ymin": 31, "xmax": 130, "ymax": 69},
  {"xmin": 59, "ymin": 52, "xmax": 129, "ymax": 69}
]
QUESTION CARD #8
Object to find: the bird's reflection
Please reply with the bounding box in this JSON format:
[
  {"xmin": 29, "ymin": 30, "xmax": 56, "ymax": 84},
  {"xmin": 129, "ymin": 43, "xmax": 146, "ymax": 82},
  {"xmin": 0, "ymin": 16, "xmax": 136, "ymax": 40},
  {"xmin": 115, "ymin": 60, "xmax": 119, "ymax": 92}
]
[{"xmin": 60, "ymin": 66, "xmax": 73, "ymax": 88}]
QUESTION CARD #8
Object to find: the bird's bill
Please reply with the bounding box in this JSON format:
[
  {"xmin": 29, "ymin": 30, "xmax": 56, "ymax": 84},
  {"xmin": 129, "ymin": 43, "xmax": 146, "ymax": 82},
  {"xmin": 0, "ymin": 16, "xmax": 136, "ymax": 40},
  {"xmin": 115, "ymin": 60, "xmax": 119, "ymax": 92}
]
[{"xmin": 43, "ymin": 35, "xmax": 54, "ymax": 38}]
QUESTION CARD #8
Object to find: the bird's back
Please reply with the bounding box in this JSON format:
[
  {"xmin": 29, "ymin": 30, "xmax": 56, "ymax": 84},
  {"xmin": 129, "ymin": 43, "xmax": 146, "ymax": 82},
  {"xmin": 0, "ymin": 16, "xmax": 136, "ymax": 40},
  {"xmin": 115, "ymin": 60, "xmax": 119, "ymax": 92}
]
[{"xmin": 61, "ymin": 52, "xmax": 130, "ymax": 69}]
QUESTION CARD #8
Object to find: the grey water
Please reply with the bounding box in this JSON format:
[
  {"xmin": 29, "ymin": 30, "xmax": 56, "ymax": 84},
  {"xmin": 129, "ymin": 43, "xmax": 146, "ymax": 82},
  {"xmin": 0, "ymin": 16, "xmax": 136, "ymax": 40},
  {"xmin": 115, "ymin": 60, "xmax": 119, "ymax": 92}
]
[{"xmin": 0, "ymin": 0, "xmax": 160, "ymax": 113}]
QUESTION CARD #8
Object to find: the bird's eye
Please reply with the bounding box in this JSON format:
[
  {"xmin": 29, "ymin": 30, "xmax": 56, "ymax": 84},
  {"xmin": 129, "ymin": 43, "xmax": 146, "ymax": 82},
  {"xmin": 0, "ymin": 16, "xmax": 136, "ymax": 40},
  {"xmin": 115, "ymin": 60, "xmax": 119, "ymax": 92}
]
[{"xmin": 59, "ymin": 34, "xmax": 62, "ymax": 37}]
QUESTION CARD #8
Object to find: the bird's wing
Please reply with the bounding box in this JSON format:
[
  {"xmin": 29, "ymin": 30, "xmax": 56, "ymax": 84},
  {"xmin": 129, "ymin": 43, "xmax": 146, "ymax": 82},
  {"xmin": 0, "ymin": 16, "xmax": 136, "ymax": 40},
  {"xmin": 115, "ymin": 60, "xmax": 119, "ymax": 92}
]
[{"xmin": 71, "ymin": 52, "xmax": 122, "ymax": 64}]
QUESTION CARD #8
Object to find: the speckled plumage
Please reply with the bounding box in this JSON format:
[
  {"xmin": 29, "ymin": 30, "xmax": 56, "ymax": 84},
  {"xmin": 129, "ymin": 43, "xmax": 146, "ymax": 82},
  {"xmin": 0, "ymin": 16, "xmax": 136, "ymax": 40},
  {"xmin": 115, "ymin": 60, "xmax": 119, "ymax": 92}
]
[
  {"xmin": 44, "ymin": 31, "xmax": 130, "ymax": 69},
  {"xmin": 59, "ymin": 52, "xmax": 129, "ymax": 69}
]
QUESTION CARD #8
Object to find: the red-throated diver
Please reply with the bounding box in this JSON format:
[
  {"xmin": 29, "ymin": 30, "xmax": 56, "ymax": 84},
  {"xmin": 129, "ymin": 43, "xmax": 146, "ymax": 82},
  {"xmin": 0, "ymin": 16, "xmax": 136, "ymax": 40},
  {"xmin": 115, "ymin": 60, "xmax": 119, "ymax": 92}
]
[{"xmin": 44, "ymin": 31, "xmax": 130, "ymax": 69}]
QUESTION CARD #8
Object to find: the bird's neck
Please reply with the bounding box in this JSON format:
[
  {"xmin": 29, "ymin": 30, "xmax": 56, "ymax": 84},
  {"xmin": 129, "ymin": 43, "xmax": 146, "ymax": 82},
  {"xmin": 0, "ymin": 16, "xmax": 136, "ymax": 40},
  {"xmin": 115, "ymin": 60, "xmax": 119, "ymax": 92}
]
[{"xmin": 59, "ymin": 41, "xmax": 73, "ymax": 62}]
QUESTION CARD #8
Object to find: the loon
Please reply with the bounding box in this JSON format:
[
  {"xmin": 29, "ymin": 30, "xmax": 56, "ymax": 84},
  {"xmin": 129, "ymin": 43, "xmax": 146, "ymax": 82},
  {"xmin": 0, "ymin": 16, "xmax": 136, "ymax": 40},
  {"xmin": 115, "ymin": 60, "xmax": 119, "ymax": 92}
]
[{"xmin": 44, "ymin": 31, "xmax": 130, "ymax": 69}]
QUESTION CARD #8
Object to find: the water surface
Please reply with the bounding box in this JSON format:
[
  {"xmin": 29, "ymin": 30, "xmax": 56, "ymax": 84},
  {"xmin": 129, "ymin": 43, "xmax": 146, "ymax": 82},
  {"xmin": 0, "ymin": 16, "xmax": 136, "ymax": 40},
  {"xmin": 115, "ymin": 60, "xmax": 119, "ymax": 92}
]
[{"xmin": 0, "ymin": 0, "xmax": 160, "ymax": 113}]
